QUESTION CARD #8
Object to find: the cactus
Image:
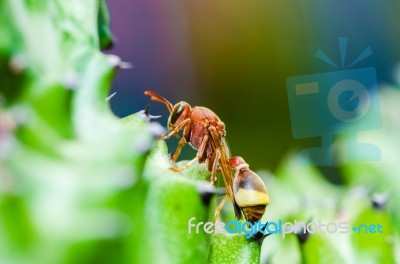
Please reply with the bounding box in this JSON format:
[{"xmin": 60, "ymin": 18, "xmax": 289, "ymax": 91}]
[
  {"xmin": 0, "ymin": 1, "xmax": 261, "ymax": 263},
  {"xmin": 1, "ymin": 1, "xmax": 400, "ymax": 264}
]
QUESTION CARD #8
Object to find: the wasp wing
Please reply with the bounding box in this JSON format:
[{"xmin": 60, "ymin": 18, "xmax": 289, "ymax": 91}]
[{"xmin": 208, "ymin": 126, "xmax": 242, "ymax": 220}]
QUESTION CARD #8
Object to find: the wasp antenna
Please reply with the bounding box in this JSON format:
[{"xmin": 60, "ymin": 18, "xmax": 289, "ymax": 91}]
[{"xmin": 144, "ymin": 91, "xmax": 173, "ymax": 113}]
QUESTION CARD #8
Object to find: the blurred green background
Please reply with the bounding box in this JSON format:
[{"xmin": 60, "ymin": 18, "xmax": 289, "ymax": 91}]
[{"xmin": 1, "ymin": 0, "xmax": 400, "ymax": 263}]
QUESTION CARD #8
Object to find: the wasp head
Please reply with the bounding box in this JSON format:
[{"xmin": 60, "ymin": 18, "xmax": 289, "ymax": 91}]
[{"xmin": 168, "ymin": 101, "xmax": 191, "ymax": 130}]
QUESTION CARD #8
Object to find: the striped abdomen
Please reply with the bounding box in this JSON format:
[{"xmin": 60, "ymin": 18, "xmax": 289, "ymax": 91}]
[{"xmin": 229, "ymin": 157, "xmax": 269, "ymax": 223}]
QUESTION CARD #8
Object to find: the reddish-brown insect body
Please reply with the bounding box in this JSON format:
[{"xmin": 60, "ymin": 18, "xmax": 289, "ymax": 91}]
[{"xmin": 144, "ymin": 91, "xmax": 231, "ymax": 185}]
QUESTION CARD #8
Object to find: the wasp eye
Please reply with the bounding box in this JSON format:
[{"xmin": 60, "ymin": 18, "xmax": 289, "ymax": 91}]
[{"xmin": 170, "ymin": 102, "xmax": 185, "ymax": 125}]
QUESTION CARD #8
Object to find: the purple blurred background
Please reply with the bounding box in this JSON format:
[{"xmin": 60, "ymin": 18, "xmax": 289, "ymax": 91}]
[{"xmin": 106, "ymin": 0, "xmax": 400, "ymax": 169}]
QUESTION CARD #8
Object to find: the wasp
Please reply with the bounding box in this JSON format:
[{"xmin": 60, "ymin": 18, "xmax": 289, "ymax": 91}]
[{"xmin": 144, "ymin": 91, "xmax": 269, "ymax": 223}]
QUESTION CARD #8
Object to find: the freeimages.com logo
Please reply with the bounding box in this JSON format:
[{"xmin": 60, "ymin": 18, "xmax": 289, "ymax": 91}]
[{"xmin": 286, "ymin": 37, "xmax": 381, "ymax": 166}]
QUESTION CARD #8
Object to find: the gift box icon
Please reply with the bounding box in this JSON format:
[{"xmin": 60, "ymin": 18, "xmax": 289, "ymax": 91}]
[{"xmin": 286, "ymin": 38, "xmax": 381, "ymax": 166}]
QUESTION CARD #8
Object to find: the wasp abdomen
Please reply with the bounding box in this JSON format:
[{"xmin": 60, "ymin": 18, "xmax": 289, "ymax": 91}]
[{"xmin": 233, "ymin": 168, "xmax": 269, "ymax": 223}]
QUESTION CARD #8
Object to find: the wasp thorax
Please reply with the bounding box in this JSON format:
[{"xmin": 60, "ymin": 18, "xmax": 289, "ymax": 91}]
[{"xmin": 230, "ymin": 157, "xmax": 269, "ymax": 223}]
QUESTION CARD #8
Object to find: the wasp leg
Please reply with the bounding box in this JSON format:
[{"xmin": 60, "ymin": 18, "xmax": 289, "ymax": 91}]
[
  {"xmin": 214, "ymin": 193, "xmax": 229, "ymax": 225},
  {"xmin": 170, "ymin": 136, "xmax": 187, "ymax": 162},
  {"xmin": 210, "ymin": 148, "xmax": 220, "ymax": 185},
  {"xmin": 159, "ymin": 118, "xmax": 190, "ymax": 140},
  {"xmin": 196, "ymin": 134, "xmax": 209, "ymax": 163},
  {"xmin": 170, "ymin": 134, "xmax": 209, "ymax": 172},
  {"xmin": 170, "ymin": 157, "xmax": 197, "ymax": 172}
]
